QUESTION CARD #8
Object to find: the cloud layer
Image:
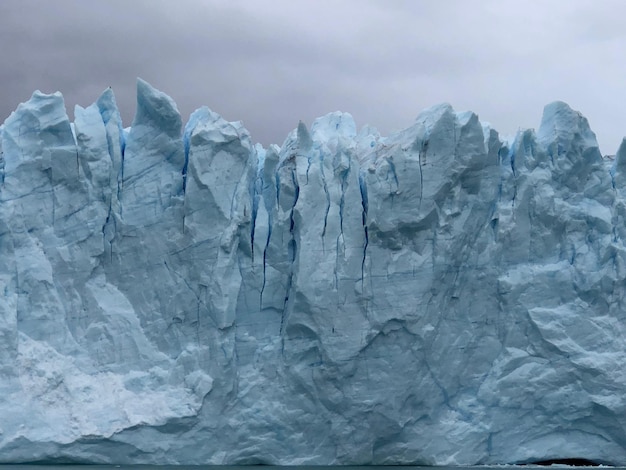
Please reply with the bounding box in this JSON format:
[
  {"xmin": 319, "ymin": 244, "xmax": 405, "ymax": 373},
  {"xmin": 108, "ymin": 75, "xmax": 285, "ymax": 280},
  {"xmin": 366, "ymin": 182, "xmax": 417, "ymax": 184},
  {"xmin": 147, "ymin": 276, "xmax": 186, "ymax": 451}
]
[{"xmin": 1, "ymin": 0, "xmax": 625, "ymax": 152}]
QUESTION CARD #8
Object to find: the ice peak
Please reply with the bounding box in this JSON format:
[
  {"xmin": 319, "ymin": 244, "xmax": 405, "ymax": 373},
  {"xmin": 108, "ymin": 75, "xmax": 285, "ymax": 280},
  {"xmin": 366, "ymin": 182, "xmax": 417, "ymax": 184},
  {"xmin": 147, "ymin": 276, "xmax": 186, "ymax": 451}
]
[
  {"xmin": 310, "ymin": 111, "xmax": 356, "ymax": 142},
  {"xmin": 537, "ymin": 100, "xmax": 601, "ymax": 160},
  {"xmin": 612, "ymin": 137, "xmax": 626, "ymax": 186},
  {"xmin": 296, "ymin": 120, "xmax": 313, "ymax": 150},
  {"xmin": 133, "ymin": 78, "xmax": 182, "ymax": 137},
  {"xmin": 415, "ymin": 102, "xmax": 455, "ymax": 134}
]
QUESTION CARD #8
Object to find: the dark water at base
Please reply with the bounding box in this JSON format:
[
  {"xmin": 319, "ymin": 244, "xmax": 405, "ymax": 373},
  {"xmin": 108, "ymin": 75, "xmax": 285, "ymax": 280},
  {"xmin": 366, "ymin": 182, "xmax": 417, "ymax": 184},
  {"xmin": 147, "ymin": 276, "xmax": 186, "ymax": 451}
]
[{"xmin": 0, "ymin": 466, "xmax": 622, "ymax": 470}]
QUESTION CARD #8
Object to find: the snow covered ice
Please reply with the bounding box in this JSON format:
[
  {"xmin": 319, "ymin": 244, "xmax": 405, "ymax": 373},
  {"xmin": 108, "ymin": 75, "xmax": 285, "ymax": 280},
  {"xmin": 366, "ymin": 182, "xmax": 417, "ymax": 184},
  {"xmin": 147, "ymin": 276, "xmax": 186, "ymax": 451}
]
[{"xmin": 1, "ymin": 78, "xmax": 626, "ymax": 465}]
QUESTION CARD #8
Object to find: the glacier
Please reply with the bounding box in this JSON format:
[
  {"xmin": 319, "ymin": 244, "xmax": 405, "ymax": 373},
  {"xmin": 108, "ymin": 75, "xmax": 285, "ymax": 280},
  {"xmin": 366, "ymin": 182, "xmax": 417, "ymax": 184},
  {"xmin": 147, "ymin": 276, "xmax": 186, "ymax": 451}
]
[{"xmin": 1, "ymin": 78, "xmax": 626, "ymax": 465}]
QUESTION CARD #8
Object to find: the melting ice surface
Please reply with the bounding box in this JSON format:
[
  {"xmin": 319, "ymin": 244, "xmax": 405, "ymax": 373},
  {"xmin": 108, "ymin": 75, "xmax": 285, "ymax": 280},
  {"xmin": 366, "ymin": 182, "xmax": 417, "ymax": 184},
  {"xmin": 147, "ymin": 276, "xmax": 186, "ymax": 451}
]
[{"xmin": 1, "ymin": 78, "xmax": 626, "ymax": 465}]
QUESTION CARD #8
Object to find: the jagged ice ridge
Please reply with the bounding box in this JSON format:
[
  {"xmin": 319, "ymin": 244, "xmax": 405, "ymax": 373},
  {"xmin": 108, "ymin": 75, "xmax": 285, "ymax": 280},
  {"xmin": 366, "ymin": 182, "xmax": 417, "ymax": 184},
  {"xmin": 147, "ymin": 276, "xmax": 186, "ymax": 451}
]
[{"xmin": 1, "ymin": 78, "xmax": 626, "ymax": 465}]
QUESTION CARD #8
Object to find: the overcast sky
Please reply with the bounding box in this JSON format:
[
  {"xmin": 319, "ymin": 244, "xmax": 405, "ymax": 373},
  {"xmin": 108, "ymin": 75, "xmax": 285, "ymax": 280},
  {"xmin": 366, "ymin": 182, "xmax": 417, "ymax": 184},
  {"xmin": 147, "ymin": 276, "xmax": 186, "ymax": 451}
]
[{"xmin": 1, "ymin": 0, "xmax": 625, "ymax": 153}]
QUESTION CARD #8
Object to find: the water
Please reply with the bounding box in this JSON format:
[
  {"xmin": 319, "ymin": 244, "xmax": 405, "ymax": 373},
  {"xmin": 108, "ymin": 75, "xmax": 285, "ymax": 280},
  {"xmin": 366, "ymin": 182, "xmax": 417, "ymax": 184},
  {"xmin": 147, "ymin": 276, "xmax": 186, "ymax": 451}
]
[{"xmin": 0, "ymin": 466, "xmax": 619, "ymax": 470}]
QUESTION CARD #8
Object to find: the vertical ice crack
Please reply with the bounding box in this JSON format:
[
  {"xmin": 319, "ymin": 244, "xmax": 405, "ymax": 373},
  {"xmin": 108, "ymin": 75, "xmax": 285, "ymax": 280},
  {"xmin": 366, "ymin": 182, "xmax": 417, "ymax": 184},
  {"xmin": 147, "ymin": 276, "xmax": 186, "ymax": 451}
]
[
  {"xmin": 508, "ymin": 146, "xmax": 518, "ymax": 208},
  {"xmin": 118, "ymin": 133, "xmax": 125, "ymax": 218},
  {"xmin": 418, "ymin": 139, "xmax": 427, "ymax": 209},
  {"xmin": 96, "ymin": 104, "xmax": 123, "ymax": 260},
  {"xmin": 275, "ymin": 167, "xmax": 281, "ymax": 207},
  {"xmin": 386, "ymin": 156, "xmax": 399, "ymax": 209},
  {"xmin": 260, "ymin": 169, "xmax": 281, "ymax": 307},
  {"xmin": 335, "ymin": 156, "xmax": 350, "ymax": 290},
  {"xmin": 320, "ymin": 152, "xmax": 331, "ymax": 251},
  {"xmin": 387, "ymin": 157, "xmax": 399, "ymax": 189},
  {"xmin": 338, "ymin": 162, "xmax": 348, "ymax": 236},
  {"xmin": 117, "ymin": 152, "xmax": 124, "ymax": 218},
  {"xmin": 305, "ymin": 154, "xmax": 312, "ymax": 185},
  {"xmin": 259, "ymin": 159, "xmax": 273, "ymax": 309},
  {"xmin": 103, "ymin": 182, "xmax": 120, "ymax": 261},
  {"xmin": 0, "ymin": 147, "xmax": 5, "ymax": 186},
  {"xmin": 510, "ymin": 145, "xmax": 517, "ymax": 177},
  {"xmin": 182, "ymin": 122, "xmax": 191, "ymax": 194},
  {"xmin": 359, "ymin": 171, "xmax": 369, "ymax": 287},
  {"xmin": 102, "ymin": 202, "xmax": 114, "ymax": 262},
  {"xmin": 250, "ymin": 169, "xmax": 260, "ymax": 263},
  {"xmin": 280, "ymin": 166, "xmax": 299, "ymax": 335},
  {"xmin": 181, "ymin": 126, "xmax": 191, "ymax": 233},
  {"xmin": 260, "ymin": 223, "xmax": 271, "ymax": 308}
]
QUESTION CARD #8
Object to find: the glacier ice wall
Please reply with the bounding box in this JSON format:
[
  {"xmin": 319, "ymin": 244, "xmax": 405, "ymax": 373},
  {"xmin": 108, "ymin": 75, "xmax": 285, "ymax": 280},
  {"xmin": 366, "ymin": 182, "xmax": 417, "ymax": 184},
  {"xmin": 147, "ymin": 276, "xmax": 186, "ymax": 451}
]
[{"xmin": 1, "ymin": 79, "xmax": 626, "ymax": 465}]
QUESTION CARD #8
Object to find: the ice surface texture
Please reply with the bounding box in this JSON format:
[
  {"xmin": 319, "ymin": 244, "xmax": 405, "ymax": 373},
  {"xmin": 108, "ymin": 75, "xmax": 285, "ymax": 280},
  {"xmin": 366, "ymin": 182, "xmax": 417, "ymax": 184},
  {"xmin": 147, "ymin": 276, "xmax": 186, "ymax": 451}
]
[{"xmin": 1, "ymin": 79, "xmax": 626, "ymax": 465}]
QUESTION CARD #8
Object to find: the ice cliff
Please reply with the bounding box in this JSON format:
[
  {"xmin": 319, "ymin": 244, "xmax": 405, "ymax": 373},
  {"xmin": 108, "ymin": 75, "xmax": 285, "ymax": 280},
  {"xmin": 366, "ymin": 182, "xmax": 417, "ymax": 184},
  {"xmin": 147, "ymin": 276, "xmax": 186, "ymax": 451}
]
[{"xmin": 1, "ymin": 79, "xmax": 626, "ymax": 465}]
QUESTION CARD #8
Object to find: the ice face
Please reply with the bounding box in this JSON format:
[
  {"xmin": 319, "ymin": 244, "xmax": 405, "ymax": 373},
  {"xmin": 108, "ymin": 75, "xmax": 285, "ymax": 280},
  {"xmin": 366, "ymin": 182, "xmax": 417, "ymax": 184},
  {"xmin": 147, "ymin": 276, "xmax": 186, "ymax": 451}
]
[{"xmin": 0, "ymin": 79, "xmax": 625, "ymax": 465}]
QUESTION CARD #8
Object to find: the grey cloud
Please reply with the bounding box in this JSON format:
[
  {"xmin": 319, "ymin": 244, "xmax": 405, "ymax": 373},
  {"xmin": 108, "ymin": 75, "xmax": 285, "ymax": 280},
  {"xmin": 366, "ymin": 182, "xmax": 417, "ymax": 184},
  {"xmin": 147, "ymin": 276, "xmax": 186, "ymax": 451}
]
[{"xmin": 1, "ymin": 0, "xmax": 625, "ymax": 153}]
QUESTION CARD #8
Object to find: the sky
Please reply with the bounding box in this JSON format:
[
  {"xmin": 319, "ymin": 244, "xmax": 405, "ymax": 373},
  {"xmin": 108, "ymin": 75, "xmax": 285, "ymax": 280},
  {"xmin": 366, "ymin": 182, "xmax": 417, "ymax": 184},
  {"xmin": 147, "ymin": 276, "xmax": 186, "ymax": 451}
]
[{"xmin": 1, "ymin": 0, "xmax": 625, "ymax": 154}]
